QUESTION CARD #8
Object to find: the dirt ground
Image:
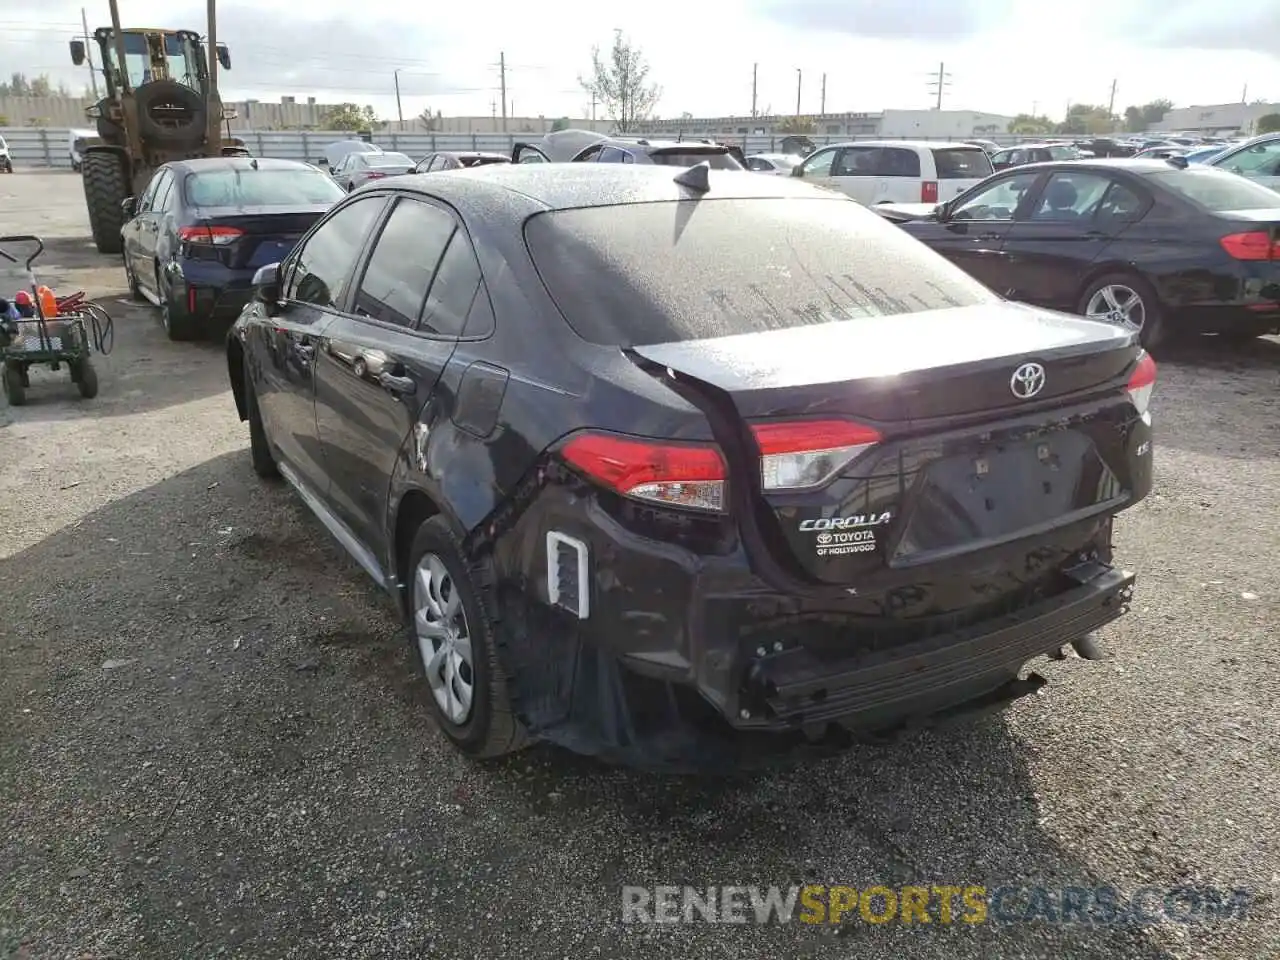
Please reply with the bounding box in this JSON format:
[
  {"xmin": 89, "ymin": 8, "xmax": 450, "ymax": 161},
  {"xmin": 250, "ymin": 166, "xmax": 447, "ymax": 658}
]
[{"xmin": 1, "ymin": 170, "xmax": 1279, "ymax": 960}]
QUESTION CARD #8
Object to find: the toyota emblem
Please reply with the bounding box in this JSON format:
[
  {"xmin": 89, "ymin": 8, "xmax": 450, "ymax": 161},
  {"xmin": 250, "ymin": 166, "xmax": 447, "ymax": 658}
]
[{"xmin": 1010, "ymin": 362, "xmax": 1046, "ymax": 400}]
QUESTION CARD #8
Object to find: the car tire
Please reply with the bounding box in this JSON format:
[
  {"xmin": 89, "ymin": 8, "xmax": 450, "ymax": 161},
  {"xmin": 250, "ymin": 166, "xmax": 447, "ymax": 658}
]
[
  {"xmin": 1078, "ymin": 272, "xmax": 1166, "ymax": 349},
  {"xmin": 159, "ymin": 270, "xmax": 199, "ymax": 342},
  {"xmin": 406, "ymin": 516, "xmax": 528, "ymax": 759},
  {"xmin": 244, "ymin": 359, "xmax": 280, "ymax": 480},
  {"xmin": 2, "ymin": 360, "xmax": 25, "ymax": 406}
]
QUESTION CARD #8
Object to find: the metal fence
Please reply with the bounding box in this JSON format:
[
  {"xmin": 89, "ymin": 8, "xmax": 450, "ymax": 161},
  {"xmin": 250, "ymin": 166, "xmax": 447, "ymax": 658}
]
[{"xmin": 1, "ymin": 127, "xmax": 1054, "ymax": 169}]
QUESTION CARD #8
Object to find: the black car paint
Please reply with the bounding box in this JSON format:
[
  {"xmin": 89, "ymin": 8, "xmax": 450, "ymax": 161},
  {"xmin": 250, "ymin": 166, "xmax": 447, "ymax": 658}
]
[
  {"xmin": 877, "ymin": 159, "xmax": 1280, "ymax": 336},
  {"xmin": 228, "ymin": 165, "xmax": 1152, "ymax": 769}
]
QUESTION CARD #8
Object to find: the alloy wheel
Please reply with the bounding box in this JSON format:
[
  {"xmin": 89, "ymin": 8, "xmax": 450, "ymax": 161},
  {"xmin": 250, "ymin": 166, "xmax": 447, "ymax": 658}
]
[
  {"xmin": 413, "ymin": 552, "xmax": 475, "ymax": 725},
  {"xmin": 1085, "ymin": 283, "xmax": 1145, "ymax": 330}
]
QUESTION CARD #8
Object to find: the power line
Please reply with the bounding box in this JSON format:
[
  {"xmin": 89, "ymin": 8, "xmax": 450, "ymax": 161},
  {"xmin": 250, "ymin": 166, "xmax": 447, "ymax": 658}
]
[{"xmin": 925, "ymin": 61, "xmax": 951, "ymax": 110}]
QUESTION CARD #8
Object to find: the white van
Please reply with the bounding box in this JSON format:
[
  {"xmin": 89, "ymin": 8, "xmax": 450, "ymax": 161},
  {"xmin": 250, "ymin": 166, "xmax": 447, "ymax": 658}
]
[
  {"xmin": 69, "ymin": 128, "xmax": 96, "ymax": 172},
  {"xmin": 792, "ymin": 140, "xmax": 994, "ymax": 205}
]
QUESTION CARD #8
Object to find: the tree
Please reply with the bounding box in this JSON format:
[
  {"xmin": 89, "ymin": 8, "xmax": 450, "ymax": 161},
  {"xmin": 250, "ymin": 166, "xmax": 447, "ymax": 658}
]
[
  {"xmin": 1122, "ymin": 99, "xmax": 1173, "ymax": 133},
  {"xmin": 417, "ymin": 108, "xmax": 442, "ymax": 131},
  {"xmin": 319, "ymin": 103, "xmax": 381, "ymax": 131},
  {"xmin": 550, "ymin": 117, "xmax": 571, "ymax": 132},
  {"xmin": 1008, "ymin": 113, "xmax": 1055, "ymax": 135},
  {"xmin": 1257, "ymin": 113, "xmax": 1280, "ymax": 135},
  {"xmin": 579, "ymin": 30, "xmax": 660, "ymax": 133},
  {"xmin": 1057, "ymin": 103, "xmax": 1117, "ymax": 136},
  {"xmin": 776, "ymin": 115, "xmax": 815, "ymax": 135}
]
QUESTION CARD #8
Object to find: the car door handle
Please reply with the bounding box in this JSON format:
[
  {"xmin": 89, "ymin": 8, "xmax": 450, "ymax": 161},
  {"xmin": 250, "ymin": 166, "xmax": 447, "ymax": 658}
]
[
  {"xmin": 977, "ymin": 232, "xmax": 1003, "ymax": 240},
  {"xmin": 378, "ymin": 371, "xmax": 416, "ymax": 395}
]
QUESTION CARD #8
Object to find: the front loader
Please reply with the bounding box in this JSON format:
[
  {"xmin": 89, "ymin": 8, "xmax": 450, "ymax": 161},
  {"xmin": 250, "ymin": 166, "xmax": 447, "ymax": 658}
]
[{"xmin": 69, "ymin": 0, "xmax": 239, "ymax": 254}]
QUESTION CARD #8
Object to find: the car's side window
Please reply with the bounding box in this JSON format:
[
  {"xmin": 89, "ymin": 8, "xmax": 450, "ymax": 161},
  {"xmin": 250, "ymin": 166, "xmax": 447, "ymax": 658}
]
[
  {"xmin": 576, "ymin": 145, "xmax": 605, "ymax": 162},
  {"xmin": 155, "ymin": 174, "xmax": 177, "ymax": 213},
  {"xmin": 800, "ymin": 148, "xmax": 837, "ymax": 177},
  {"xmin": 285, "ymin": 196, "xmax": 386, "ymax": 309},
  {"xmin": 877, "ymin": 148, "xmax": 922, "ymax": 177},
  {"xmin": 832, "ymin": 147, "xmax": 876, "ymax": 176},
  {"xmin": 1220, "ymin": 141, "xmax": 1280, "ymax": 179},
  {"xmin": 137, "ymin": 169, "xmax": 168, "ymax": 212},
  {"xmin": 1094, "ymin": 180, "xmax": 1148, "ymax": 225},
  {"xmin": 352, "ymin": 198, "xmax": 456, "ymax": 328},
  {"xmin": 746, "ymin": 157, "xmax": 770, "ymax": 171},
  {"xmin": 1028, "ymin": 172, "xmax": 1112, "ymax": 221},
  {"xmin": 598, "ymin": 146, "xmax": 634, "ymax": 163},
  {"xmin": 414, "ymin": 155, "xmax": 433, "ymax": 173},
  {"xmin": 420, "ymin": 227, "xmax": 484, "ymax": 338},
  {"xmin": 950, "ymin": 172, "xmax": 1040, "ymax": 221}
]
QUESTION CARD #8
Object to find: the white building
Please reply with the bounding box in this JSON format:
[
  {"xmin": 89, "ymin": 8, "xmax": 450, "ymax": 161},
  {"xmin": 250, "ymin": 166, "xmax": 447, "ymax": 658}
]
[
  {"xmin": 1151, "ymin": 102, "xmax": 1280, "ymax": 136},
  {"xmin": 879, "ymin": 109, "xmax": 1014, "ymax": 139}
]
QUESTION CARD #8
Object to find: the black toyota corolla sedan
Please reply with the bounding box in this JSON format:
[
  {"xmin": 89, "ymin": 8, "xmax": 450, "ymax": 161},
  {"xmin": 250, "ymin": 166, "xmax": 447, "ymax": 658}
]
[
  {"xmin": 226, "ymin": 163, "xmax": 1156, "ymax": 770},
  {"xmin": 873, "ymin": 157, "xmax": 1280, "ymax": 347}
]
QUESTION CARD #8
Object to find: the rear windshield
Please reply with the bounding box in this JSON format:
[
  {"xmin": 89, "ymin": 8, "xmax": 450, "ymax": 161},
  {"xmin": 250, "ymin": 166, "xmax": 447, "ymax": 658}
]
[
  {"xmin": 1148, "ymin": 168, "xmax": 1280, "ymax": 212},
  {"xmin": 647, "ymin": 149, "xmax": 743, "ymax": 170},
  {"xmin": 368, "ymin": 153, "xmax": 414, "ymax": 167},
  {"xmin": 525, "ymin": 197, "xmax": 995, "ymax": 347},
  {"xmin": 184, "ymin": 168, "xmax": 345, "ymax": 206},
  {"xmin": 460, "ymin": 155, "xmax": 509, "ymax": 167},
  {"xmin": 931, "ymin": 147, "xmax": 994, "ymax": 179}
]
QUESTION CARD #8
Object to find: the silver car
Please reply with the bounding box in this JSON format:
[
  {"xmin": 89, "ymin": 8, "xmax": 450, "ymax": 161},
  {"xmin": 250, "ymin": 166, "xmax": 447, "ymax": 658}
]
[{"xmin": 331, "ymin": 151, "xmax": 416, "ymax": 192}]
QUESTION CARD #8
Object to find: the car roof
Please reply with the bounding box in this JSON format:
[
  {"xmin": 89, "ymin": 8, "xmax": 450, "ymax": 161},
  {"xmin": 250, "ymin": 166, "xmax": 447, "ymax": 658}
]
[
  {"xmin": 828, "ymin": 140, "xmax": 988, "ymax": 150},
  {"xmin": 440, "ymin": 151, "xmax": 510, "ymax": 159},
  {"xmin": 382, "ymin": 163, "xmax": 843, "ymax": 222},
  {"xmin": 167, "ymin": 156, "xmax": 317, "ymax": 175},
  {"xmin": 995, "ymin": 157, "xmax": 1230, "ymax": 176}
]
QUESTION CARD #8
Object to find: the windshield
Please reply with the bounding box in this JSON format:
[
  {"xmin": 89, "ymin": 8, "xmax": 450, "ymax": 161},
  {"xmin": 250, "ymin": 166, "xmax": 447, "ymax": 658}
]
[
  {"xmin": 1047, "ymin": 145, "xmax": 1079, "ymax": 160},
  {"xmin": 525, "ymin": 197, "xmax": 994, "ymax": 347},
  {"xmin": 1148, "ymin": 169, "xmax": 1280, "ymax": 212},
  {"xmin": 647, "ymin": 150, "xmax": 743, "ymax": 170},
  {"xmin": 184, "ymin": 168, "xmax": 345, "ymax": 207},
  {"xmin": 103, "ymin": 31, "xmax": 200, "ymax": 90},
  {"xmin": 367, "ymin": 153, "xmax": 413, "ymax": 167}
]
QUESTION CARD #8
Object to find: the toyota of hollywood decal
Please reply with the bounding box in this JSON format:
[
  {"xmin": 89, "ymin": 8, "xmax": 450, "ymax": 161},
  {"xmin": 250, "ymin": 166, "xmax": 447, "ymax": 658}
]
[{"xmin": 802, "ymin": 511, "xmax": 892, "ymax": 557}]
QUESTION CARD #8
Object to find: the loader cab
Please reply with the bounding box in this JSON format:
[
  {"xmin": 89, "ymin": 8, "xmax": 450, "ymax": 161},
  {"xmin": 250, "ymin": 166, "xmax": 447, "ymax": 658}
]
[{"xmin": 70, "ymin": 29, "xmax": 229, "ymax": 97}]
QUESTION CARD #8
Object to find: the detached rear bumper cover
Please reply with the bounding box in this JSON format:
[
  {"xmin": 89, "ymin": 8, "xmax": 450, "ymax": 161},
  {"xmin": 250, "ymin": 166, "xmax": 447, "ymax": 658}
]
[{"xmin": 742, "ymin": 562, "xmax": 1132, "ymax": 729}]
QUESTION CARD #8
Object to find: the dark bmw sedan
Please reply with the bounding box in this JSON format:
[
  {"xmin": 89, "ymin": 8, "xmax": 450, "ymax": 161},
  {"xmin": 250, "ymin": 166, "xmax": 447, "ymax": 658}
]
[
  {"xmin": 226, "ymin": 163, "xmax": 1156, "ymax": 770},
  {"xmin": 122, "ymin": 157, "xmax": 344, "ymax": 340},
  {"xmin": 874, "ymin": 157, "xmax": 1280, "ymax": 347}
]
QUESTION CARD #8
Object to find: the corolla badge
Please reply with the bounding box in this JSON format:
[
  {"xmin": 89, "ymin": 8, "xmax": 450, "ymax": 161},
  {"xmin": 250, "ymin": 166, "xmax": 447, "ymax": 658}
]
[{"xmin": 1010, "ymin": 361, "xmax": 1046, "ymax": 399}]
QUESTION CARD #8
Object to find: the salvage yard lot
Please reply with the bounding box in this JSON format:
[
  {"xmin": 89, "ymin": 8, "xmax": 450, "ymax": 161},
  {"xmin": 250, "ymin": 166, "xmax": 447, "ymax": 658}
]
[{"xmin": 1, "ymin": 170, "xmax": 1279, "ymax": 960}]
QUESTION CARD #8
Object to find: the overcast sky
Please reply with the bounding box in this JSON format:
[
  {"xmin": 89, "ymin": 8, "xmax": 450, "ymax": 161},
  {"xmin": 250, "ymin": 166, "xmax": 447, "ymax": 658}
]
[{"xmin": 1, "ymin": 0, "xmax": 1277, "ymax": 121}]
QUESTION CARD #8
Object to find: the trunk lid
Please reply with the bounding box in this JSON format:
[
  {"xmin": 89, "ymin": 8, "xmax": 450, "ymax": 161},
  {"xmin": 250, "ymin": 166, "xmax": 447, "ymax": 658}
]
[
  {"xmin": 186, "ymin": 203, "xmax": 330, "ymax": 270},
  {"xmin": 631, "ymin": 301, "xmax": 1143, "ymax": 587}
]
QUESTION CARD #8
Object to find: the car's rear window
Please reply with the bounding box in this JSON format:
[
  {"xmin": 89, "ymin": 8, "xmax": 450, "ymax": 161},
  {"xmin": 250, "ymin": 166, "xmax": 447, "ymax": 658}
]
[
  {"xmin": 368, "ymin": 153, "xmax": 414, "ymax": 167},
  {"xmin": 524, "ymin": 197, "xmax": 995, "ymax": 347},
  {"xmin": 931, "ymin": 147, "xmax": 994, "ymax": 179},
  {"xmin": 184, "ymin": 168, "xmax": 345, "ymax": 206},
  {"xmin": 1147, "ymin": 168, "xmax": 1280, "ymax": 212},
  {"xmin": 647, "ymin": 149, "xmax": 743, "ymax": 170}
]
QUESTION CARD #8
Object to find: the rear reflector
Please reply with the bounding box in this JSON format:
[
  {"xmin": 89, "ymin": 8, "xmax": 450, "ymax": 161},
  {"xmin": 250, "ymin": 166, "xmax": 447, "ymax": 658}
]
[
  {"xmin": 179, "ymin": 224, "xmax": 244, "ymax": 245},
  {"xmin": 752, "ymin": 419, "xmax": 882, "ymax": 491},
  {"xmin": 1126, "ymin": 351, "xmax": 1157, "ymax": 416},
  {"xmin": 921, "ymin": 181, "xmax": 939, "ymax": 203},
  {"xmin": 560, "ymin": 432, "xmax": 726, "ymax": 512},
  {"xmin": 1219, "ymin": 231, "xmax": 1280, "ymax": 261}
]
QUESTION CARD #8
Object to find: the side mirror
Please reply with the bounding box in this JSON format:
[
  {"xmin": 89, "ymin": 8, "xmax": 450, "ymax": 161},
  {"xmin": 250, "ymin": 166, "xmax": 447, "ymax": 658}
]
[
  {"xmin": 216, "ymin": 43, "xmax": 231, "ymax": 70},
  {"xmin": 252, "ymin": 262, "xmax": 281, "ymax": 316},
  {"xmin": 70, "ymin": 40, "xmax": 87, "ymax": 66},
  {"xmin": 121, "ymin": 196, "xmax": 136, "ymax": 218}
]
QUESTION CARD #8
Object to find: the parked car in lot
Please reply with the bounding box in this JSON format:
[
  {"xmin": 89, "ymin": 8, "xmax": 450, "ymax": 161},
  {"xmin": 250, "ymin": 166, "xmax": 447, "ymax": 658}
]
[
  {"xmin": 414, "ymin": 151, "xmax": 511, "ymax": 173},
  {"xmin": 744, "ymin": 153, "xmax": 802, "ymax": 175},
  {"xmin": 331, "ymin": 151, "xmax": 416, "ymax": 192},
  {"xmin": 121, "ymin": 156, "xmax": 344, "ymax": 340},
  {"xmin": 991, "ymin": 143, "xmax": 1083, "ymax": 171},
  {"xmin": 1184, "ymin": 145, "xmax": 1227, "ymax": 164},
  {"xmin": 1132, "ymin": 146, "xmax": 1190, "ymax": 160},
  {"xmin": 0, "ymin": 134, "xmax": 11, "ymax": 174},
  {"xmin": 318, "ymin": 139, "xmax": 382, "ymax": 176},
  {"xmin": 226, "ymin": 162, "xmax": 1156, "ymax": 769},
  {"xmin": 511, "ymin": 128, "xmax": 746, "ymax": 168},
  {"xmin": 1206, "ymin": 133, "xmax": 1280, "ymax": 192},
  {"xmin": 790, "ymin": 140, "xmax": 994, "ymax": 205},
  {"xmin": 873, "ymin": 157, "xmax": 1280, "ymax": 346}
]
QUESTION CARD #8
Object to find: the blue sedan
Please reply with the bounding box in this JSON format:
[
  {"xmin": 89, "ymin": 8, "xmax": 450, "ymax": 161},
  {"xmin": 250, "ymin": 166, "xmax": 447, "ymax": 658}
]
[{"xmin": 121, "ymin": 157, "xmax": 344, "ymax": 340}]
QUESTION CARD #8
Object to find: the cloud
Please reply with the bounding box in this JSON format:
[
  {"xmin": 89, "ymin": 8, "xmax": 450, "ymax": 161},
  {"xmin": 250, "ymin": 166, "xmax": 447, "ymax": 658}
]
[
  {"xmin": 749, "ymin": 0, "xmax": 1013, "ymax": 41},
  {"xmin": 1115, "ymin": 3, "xmax": 1280, "ymax": 55}
]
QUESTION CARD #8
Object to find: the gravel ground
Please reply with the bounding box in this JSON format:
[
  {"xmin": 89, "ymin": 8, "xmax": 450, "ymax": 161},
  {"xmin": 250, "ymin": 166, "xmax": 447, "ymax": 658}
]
[{"xmin": 1, "ymin": 170, "xmax": 1279, "ymax": 960}]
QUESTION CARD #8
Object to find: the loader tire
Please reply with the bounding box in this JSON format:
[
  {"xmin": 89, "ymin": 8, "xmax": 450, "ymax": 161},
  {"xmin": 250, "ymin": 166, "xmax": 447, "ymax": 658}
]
[{"xmin": 82, "ymin": 152, "xmax": 128, "ymax": 256}]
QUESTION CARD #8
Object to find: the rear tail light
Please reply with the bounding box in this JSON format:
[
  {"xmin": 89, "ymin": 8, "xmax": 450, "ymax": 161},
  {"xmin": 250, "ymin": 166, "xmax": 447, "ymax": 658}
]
[
  {"xmin": 365, "ymin": 171, "xmax": 387, "ymax": 180},
  {"xmin": 1219, "ymin": 231, "xmax": 1280, "ymax": 260},
  {"xmin": 921, "ymin": 181, "xmax": 939, "ymax": 203},
  {"xmin": 752, "ymin": 419, "xmax": 882, "ymax": 491},
  {"xmin": 179, "ymin": 224, "xmax": 244, "ymax": 245},
  {"xmin": 1126, "ymin": 351, "xmax": 1157, "ymax": 417},
  {"xmin": 560, "ymin": 432, "xmax": 727, "ymax": 512}
]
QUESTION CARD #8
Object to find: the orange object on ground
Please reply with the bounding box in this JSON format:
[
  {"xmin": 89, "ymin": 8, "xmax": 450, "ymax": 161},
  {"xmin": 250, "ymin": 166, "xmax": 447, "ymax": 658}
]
[{"xmin": 36, "ymin": 285, "xmax": 57, "ymax": 317}]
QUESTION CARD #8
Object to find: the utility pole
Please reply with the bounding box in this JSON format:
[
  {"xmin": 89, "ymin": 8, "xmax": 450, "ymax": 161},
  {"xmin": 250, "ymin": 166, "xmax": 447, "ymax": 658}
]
[
  {"xmin": 394, "ymin": 70, "xmax": 403, "ymax": 130},
  {"xmin": 820, "ymin": 73, "xmax": 826, "ymax": 115},
  {"xmin": 1241, "ymin": 83, "xmax": 1248, "ymax": 103},
  {"xmin": 590, "ymin": 94, "xmax": 597, "ymax": 122},
  {"xmin": 80, "ymin": 7, "xmax": 99, "ymax": 98},
  {"xmin": 926, "ymin": 62, "xmax": 951, "ymax": 110},
  {"xmin": 206, "ymin": 0, "xmax": 217, "ymax": 96},
  {"xmin": 499, "ymin": 51, "xmax": 508, "ymax": 132},
  {"xmin": 751, "ymin": 62, "xmax": 758, "ymax": 118},
  {"xmin": 795, "ymin": 68, "xmax": 802, "ymax": 116},
  {"xmin": 1106, "ymin": 78, "xmax": 1117, "ymax": 117}
]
